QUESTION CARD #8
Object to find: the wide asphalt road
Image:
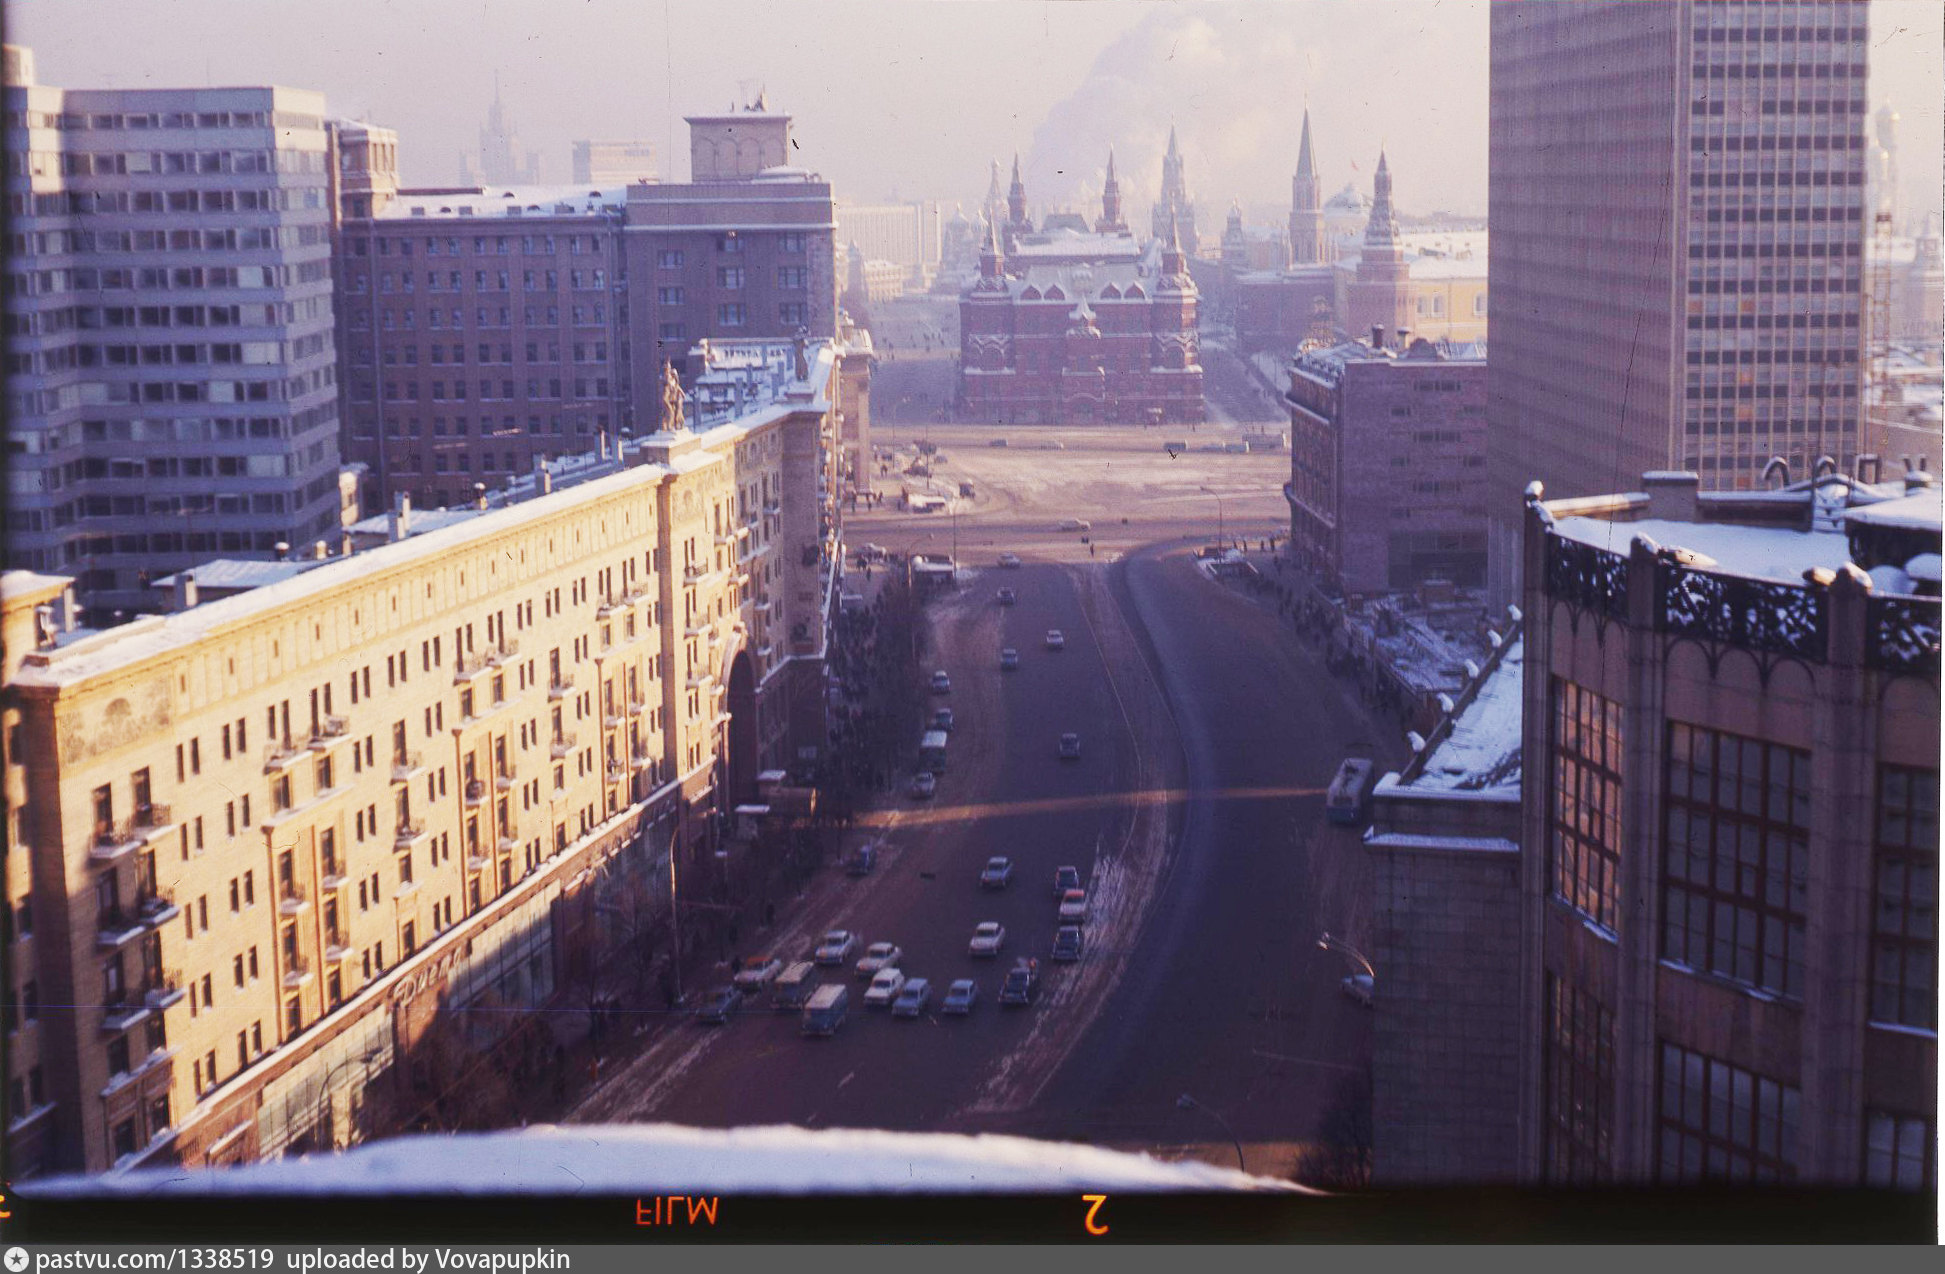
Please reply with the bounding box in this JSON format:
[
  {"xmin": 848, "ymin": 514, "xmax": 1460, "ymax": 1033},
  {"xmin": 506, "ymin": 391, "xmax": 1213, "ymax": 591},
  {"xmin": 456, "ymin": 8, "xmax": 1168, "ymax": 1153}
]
[{"xmin": 571, "ymin": 558, "xmax": 1163, "ymax": 1131}]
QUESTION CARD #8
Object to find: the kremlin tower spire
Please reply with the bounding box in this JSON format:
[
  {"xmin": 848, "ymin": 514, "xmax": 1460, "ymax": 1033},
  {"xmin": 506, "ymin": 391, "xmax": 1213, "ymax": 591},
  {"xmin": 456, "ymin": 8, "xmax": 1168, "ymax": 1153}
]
[
  {"xmin": 1289, "ymin": 106, "xmax": 1328, "ymax": 265},
  {"xmin": 1150, "ymin": 124, "xmax": 1198, "ymax": 256},
  {"xmin": 1363, "ymin": 148, "xmax": 1402, "ymax": 264},
  {"xmin": 1006, "ymin": 153, "xmax": 1032, "ymax": 245},
  {"xmin": 1096, "ymin": 147, "xmax": 1128, "ymax": 235}
]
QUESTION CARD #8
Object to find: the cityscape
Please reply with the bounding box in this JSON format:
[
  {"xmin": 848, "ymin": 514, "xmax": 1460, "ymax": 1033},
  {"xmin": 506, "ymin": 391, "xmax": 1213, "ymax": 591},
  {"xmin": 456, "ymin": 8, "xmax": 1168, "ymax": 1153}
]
[{"xmin": 0, "ymin": 0, "xmax": 1940, "ymax": 1239}]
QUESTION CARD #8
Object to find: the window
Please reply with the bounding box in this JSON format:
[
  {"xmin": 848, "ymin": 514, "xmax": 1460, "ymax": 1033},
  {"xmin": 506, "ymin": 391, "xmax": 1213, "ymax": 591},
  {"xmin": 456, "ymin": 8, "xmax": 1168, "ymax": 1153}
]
[
  {"xmin": 1543, "ymin": 974, "xmax": 1614, "ymax": 1183},
  {"xmin": 1550, "ymin": 679, "xmax": 1624, "ymax": 931},
  {"xmin": 1657, "ymin": 1042, "xmax": 1797, "ymax": 1183},
  {"xmin": 1864, "ymin": 1111, "xmax": 1934, "ymax": 1192},
  {"xmin": 717, "ymin": 267, "xmax": 744, "ymax": 289},
  {"xmin": 1872, "ymin": 765, "xmax": 1937, "ymax": 1029},
  {"xmin": 1662, "ymin": 723, "xmax": 1810, "ymax": 998},
  {"xmin": 657, "ymin": 287, "xmax": 684, "ymax": 305},
  {"xmin": 717, "ymin": 303, "xmax": 746, "ymax": 327},
  {"xmin": 657, "ymin": 249, "xmax": 683, "ymax": 268}
]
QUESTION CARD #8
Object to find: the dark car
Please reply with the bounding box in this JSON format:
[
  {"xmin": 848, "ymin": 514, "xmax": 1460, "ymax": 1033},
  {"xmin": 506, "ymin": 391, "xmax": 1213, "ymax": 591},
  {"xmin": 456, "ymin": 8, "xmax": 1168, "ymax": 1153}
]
[
  {"xmin": 1053, "ymin": 866, "xmax": 1082, "ymax": 898},
  {"xmin": 1052, "ymin": 926, "xmax": 1084, "ymax": 962},
  {"xmin": 695, "ymin": 985, "xmax": 739, "ymax": 1024}
]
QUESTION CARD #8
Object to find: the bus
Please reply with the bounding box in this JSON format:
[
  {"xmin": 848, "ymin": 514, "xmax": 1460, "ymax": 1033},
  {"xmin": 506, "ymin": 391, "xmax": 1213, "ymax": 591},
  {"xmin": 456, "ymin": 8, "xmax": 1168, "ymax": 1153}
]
[
  {"xmin": 1325, "ymin": 757, "xmax": 1375, "ymax": 826},
  {"xmin": 919, "ymin": 730, "xmax": 949, "ymax": 774}
]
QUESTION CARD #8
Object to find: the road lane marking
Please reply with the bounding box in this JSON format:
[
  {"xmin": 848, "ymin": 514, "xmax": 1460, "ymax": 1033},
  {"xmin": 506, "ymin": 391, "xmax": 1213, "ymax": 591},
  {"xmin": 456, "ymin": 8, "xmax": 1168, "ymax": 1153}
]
[
  {"xmin": 851, "ymin": 785, "xmax": 1327, "ymax": 828},
  {"xmin": 838, "ymin": 1070, "xmax": 856, "ymax": 1090}
]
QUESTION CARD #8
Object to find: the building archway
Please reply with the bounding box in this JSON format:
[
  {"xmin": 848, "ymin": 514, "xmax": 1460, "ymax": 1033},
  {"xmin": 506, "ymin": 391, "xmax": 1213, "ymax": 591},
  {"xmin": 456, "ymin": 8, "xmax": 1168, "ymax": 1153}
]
[{"xmin": 725, "ymin": 648, "xmax": 758, "ymax": 806}]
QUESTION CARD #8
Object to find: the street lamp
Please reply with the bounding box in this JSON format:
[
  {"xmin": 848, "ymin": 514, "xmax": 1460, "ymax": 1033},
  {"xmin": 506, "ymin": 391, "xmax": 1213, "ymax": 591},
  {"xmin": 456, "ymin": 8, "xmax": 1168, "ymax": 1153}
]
[
  {"xmin": 1317, "ymin": 931, "xmax": 1375, "ymax": 981},
  {"xmin": 1176, "ymin": 1093, "xmax": 1246, "ymax": 1172},
  {"xmin": 314, "ymin": 1047, "xmax": 384, "ymax": 1152}
]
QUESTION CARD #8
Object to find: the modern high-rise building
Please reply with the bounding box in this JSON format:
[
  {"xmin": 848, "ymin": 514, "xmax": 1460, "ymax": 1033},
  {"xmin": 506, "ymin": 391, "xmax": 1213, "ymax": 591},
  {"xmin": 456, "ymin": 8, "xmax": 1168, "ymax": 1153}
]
[
  {"xmin": 834, "ymin": 200, "xmax": 942, "ymax": 287},
  {"xmin": 1485, "ymin": 1, "xmax": 1873, "ymax": 605},
  {"xmin": 2, "ymin": 45, "xmax": 347, "ymax": 622},
  {"xmin": 571, "ymin": 140, "xmax": 655, "ymax": 187}
]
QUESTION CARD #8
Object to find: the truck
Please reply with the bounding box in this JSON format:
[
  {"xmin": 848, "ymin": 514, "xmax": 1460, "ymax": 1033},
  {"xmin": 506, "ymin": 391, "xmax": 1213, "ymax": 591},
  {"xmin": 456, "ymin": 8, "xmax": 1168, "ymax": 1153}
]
[
  {"xmin": 999, "ymin": 957, "xmax": 1040, "ymax": 1006},
  {"xmin": 1325, "ymin": 757, "xmax": 1376, "ymax": 826},
  {"xmin": 801, "ymin": 983, "xmax": 849, "ymax": 1036},
  {"xmin": 771, "ymin": 961, "xmax": 818, "ymax": 1010},
  {"xmin": 919, "ymin": 729, "xmax": 949, "ymax": 774}
]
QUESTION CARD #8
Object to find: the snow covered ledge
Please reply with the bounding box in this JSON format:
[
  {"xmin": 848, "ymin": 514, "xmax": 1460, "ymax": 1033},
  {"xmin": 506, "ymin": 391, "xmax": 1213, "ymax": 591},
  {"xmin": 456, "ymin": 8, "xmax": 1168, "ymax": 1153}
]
[{"xmin": 30, "ymin": 1124, "xmax": 1312, "ymax": 1196}]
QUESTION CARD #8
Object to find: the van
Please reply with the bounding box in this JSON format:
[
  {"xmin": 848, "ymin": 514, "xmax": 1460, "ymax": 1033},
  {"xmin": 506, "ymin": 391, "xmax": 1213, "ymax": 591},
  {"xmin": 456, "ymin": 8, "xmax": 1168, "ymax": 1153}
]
[
  {"xmin": 802, "ymin": 983, "xmax": 849, "ymax": 1036},
  {"xmin": 1055, "ymin": 518, "xmax": 1092, "ymax": 533},
  {"xmin": 771, "ymin": 961, "xmax": 817, "ymax": 1011},
  {"xmin": 919, "ymin": 729, "xmax": 949, "ymax": 774}
]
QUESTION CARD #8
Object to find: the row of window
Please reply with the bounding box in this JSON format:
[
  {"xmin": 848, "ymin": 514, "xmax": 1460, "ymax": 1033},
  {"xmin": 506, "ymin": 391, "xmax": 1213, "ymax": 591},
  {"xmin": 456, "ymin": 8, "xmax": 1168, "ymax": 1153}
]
[{"xmin": 1549, "ymin": 679, "xmax": 1938, "ymax": 1028}]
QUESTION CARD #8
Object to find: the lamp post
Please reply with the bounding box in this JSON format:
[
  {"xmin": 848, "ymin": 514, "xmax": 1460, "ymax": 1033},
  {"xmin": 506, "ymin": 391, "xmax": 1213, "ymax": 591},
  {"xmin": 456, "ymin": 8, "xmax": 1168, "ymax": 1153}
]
[
  {"xmin": 1175, "ymin": 1092, "xmax": 1246, "ymax": 1172},
  {"xmin": 1317, "ymin": 931, "xmax": 1375, "ymax": 981},
  {"xmin": 314, "ymin": 1047, "xmax": 384, "ymax": 1152}
]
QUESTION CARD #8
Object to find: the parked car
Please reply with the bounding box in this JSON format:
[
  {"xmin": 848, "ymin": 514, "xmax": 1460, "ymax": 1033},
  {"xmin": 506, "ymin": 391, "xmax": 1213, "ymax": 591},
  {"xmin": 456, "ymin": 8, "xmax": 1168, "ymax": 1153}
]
[
  {"xmin": 844, "ymin": 843, "xmax": 876, "ymax": 876},
  {"xmin": 890, "ymin": 977, "xmax": 932, "ymax": 1018},
  {"xmin": 989, "ymin": 439, "xmax": 1010, "ymax": 449},
  {"xmin": 1058, "ymin": 732, "xmax": 1082, "ymax": 759},
  {"xmin": 1000, "ymin": 648, "xmax": 1020, "ymax": 671},
  {"xmin": 996, "ymin": 587, "xmax": 1017, "ymax": 606},
  {"xmin": 942, "ymin": 978, "xmax": 979, "ymax": 1015},
  {"xmin": 1045, "ymin": 629, "xmax": 1065, "ymax": 651},
  {"xmin": 731, "ymin": 956, "xmax": 783, "ymax": 993},
  {"xmin": 813, "ymin": 930, "xmax": 858, "ymax": 965},
  {"xmin": 1055, "ymin": 518, "xmax": 1091, "ymax": 532},
  {"xmin": 908, "ymin": 771, "xmax": 937, "ymax": 799},
  {"xmin": 1341, "ymin": 973, "xmax": 1375, "ymax": 1008},
  {"xmin": 969, "ymin": 921, "xmax": 1006, "ymax": 958},
  {"xmin": 933, "ymin": 707, "xmax": 956, "ymax": 732},
  {"xmin": 998, "ymin": 552, "xmax": 1022, "ymax": 568},
  {"xmin": 930, "ymin": 670, "xmax": 952, "ymax": 694},
  {"xmin": 979, "ymin": 856, "xmax": 1014, "ymax": 889},
  {"xmin": 1053, "ymin": 866, "xmax": 1082, "ymax": 898},
  {"xmin": 1058, "ymin": 889, "xmax": 1089, "ymax": 924},
  {"xmin": 1052, "ymin": 926, "xmax": 1085, "ymax": 962},
  {"xmin": 695, "ymin": 985, "xmax": 739, "ymax": 1024},
  {"xmin": 863, "ymin": 967, "xmax": 907, "ymax": 1008},
  {"xmin": 856, "ymin": 941, "xmax": 903, "ymax": 978}
]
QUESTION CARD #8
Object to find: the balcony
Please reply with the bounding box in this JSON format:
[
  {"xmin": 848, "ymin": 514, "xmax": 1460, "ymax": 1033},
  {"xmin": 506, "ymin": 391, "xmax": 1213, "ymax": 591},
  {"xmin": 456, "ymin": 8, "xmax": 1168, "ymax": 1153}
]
[
  {"xmin": 309, "ymin": 715, "xmax": 351, "ymax": 747},
  {"xmin": 453, "ymin": 648, "xmax": 492, "ymax": 681},
  {"xmin": 622, "ymin": 584, "xmax": 651, "ymax": 605},
  {"xmin": 325, "ymin": 937, "xmax": 354, "ymax": 963},
  {"xmin": 321, "ymin": 863, "xmax": 349, "ymax": 890},
  {"xmin": 548, "ymin": 673, "xmax": 575, "ymax": 699},
  {"xmin": 283, "ymin": 957, "xmax": 313, "ymax": 989},
  {"xmin": 262, "ymin": 736, "xmax": 306, "ymax": 772},
  {"xmin": 278, "ymin": 883, "xmax": 309, "ymax": 915},
  {"xmin": 497, "ymin": 834, "xmax": 520, "ymax": 853},
  {"xmin": 467, "ymin": 854, "xmax": 490, "ymax": 873},
  {"xmin": 89, "ymin": 804, "xmax": 176, "ymax": 861},
  {"xmin": 597, "ymin": 594, "xmax": 628, "ymax": 618},
  {"xmin": 95, "ymin": 908, "xmax": 147, "ymax": 950},
  {"xmin": 550, "ymin": 732, "xmax": 577, "ymax": 759},
  {"xmin": 487, "ymin": 638, "xmax": 520, "ymax": 665},
  {"xmin": 143, "ymin": 969, "xmax": 185, "ymax": 1010},
  {"xmin": 135, "ymin": 887, "xmax": 179, "ymax": 928},
  {"xmin": 631, "ymin": 748, "xmax": 654, "ymax": 767},
  {"xmin": 603, "ymin": 707, "xmax": 625, "ymax": 728},
  {"xmin": 628, "ymin": 697, "xmax": 649, "ymax": 716},
  {"xmin": 394, "ymin": 820, "xmax": 427, "ymax": 848},
  {"xmin": 98, "ymin": 992, "xmax": 150, "ymax": 1033},
  {"xmin": 682, "ymin": 564, "xmax": 705, "ymax": 582},
  {"xmin": 464, "ymin": 778, "xmax": 488, "ymax": 805},
  {"xmin": 606, "ymin": 763, "xmax": 629, "ymax": 784},
  {"xmin": 495, "ymin": 764, "xmax": 517, "ymax": 790},
  {"xmin": 391, "ymin": 751, "xmax": 425, "ymax": 782}
]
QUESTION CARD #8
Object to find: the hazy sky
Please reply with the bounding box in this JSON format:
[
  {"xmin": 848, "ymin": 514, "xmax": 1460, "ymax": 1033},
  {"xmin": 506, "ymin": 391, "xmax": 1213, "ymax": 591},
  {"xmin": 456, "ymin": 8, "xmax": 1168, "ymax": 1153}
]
[{"xmin": 11, "ymin": 0, "xmax": 1942, "ymax": 231}]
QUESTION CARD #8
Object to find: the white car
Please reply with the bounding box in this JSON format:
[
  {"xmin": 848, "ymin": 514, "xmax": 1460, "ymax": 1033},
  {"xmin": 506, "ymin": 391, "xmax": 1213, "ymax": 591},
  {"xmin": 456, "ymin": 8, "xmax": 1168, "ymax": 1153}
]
[
  {"xmin": 998, "ymin": 552, "xmax": 1022, "ymax": 568},
  {"xmin": 890, "ymin": 978, "xmax": 932, "ymax": 1018},
  {"xmin": 813, "ymin": 930, "xmax": 857, "ymax": 966},
  {"xmin": 856, "ymin": 941, "xmax": 903, "ymax": 978},
  {"xmin": 1342, "ymin": 973, "xmax": 1375, "ymax": 1008},
  {"xmin": 908, "ymin": 771, "xmax": 937, "ymax": 800},
  {"xmin": 931, "ymin": 670, "xmax": 952, "ymax": 694},
  {"xmin": 1045, "ymin": 629, "xmax": 1065, "ymax": 651},
  {"xmin": 968, "ymin": 921, "xmax": 1006, "ymax": 958},
  {"xmin": 731, "ymin": 956, "xmax": 783, "ymax": 993},
  {"xmin": 863, "ymin": 967, "xmax": 907, "ymax": 1008},
  {"xmin": 1058, "ymin": 889, "xmax": 1089, "ymax": 924}
]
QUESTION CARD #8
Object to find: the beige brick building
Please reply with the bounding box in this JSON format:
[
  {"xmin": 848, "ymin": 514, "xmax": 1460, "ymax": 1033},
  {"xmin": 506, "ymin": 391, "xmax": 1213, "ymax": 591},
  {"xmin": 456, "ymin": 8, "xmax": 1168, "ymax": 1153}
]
[{"xmin": 2, "ymin": 341, "xmax": 846, "ymax": 1176}]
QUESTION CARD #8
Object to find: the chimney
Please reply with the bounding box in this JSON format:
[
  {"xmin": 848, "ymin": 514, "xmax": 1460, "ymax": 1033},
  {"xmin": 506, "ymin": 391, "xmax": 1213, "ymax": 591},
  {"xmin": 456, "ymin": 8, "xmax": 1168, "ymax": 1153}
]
[
  {"xmin": 274, "ymin": 541, "xmax": 290, "ymax": 561},
  {"xmin": 474, "ymin": 482, "xmax": 488, "ymax": 511},
  {"xmin": 340, "ymin": 533, "xmax": 354, "ymax": 557},
  {"xmin": 1395, "ymin": 327, "xmax": 1410, "ymax": 349},
  {"xmin": 597, "ymin": 430, "xmax": 609, "ymax": 460},
  {"xmin": 1369, "ymin": 325, "xmax": 1384, "ymax": 350},
  {"xmin": 173, "ymin": 570, "xmax": 199, "ymax": 612},
  {"xmin": 390, "ymin": 491, "xmax": 412, "ymax": 542},
  {"xmin": 1905, "ymin": 469, "xmax": 1936, "ymax": 494},
  {"xmin": 312, "ymin": 540, "xmax": 329, "ymax": 560}
]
